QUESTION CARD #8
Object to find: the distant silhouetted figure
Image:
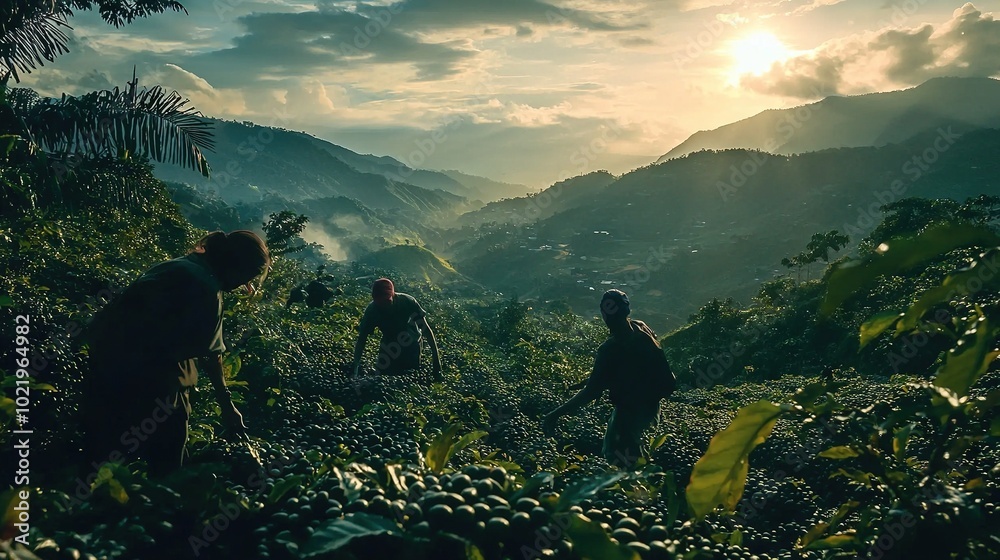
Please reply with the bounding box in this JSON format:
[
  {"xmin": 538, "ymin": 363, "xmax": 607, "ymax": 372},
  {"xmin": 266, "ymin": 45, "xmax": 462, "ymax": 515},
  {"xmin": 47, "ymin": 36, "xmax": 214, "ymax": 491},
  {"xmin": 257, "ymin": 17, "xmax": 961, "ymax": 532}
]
[
  {"xmin": 287, "ymin": 278, "xmax": 342, "ymax": 308},
  {"xmin": 84, "ymin": 230, "xmax": 271, "ymax": 475},
  {"xmin": 543, "ymin": 289, "xmax": 675, "ymax": 468},
  {"xmin": 351, "ymin": 278, "xmax": 441, "ymax": 380}
]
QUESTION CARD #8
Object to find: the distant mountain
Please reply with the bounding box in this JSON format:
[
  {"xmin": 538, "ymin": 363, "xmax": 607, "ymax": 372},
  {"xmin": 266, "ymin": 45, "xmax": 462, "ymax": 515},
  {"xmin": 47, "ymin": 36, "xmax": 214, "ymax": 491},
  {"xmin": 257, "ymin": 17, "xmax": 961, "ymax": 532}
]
[
  {"xmin": 456, "ymin": 171, "xmax": 617, "ymax": 228},
  {"xmin": 438, "ymin": 170, "xmax": 532, "ymax": 201},
  {"xmin": 657, "ymin": 77, "xmax": 1000, "ymax": 162},
  {"xmin": 453, "ymin": 128, "xmax": 1000, "ymax": 332},
  {"xmin": 153, "ymin": 119, "xmax": 492, "ymax": 218}
]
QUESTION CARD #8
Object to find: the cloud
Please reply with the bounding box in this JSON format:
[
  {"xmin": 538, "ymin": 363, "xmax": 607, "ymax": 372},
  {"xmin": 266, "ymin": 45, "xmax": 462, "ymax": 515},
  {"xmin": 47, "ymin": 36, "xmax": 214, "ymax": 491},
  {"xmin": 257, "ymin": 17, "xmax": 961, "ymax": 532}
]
[
  {"xmin": 345, "ymin": 0, "xmax": 649, "ymax": 32},
  {"xmin": 740, "ymin": 52, "xmax": 849, "ymax": 98},
  {"xmin": 183, "ymin": 8, "xmax": 477, "ymax": 86},
  {"xmin": 146, "ymin": 64, "xmax": 248, "ymax": 115},
  {"xmin": 786, "ymin": 0, "xmax": 847, "ymax": 17},
  {"xmin": 75, "ymin": 70, "xmax": 116, "ymax": 91},
  {"xmin": 739, "ymin": 3, "xmax": 1000, "ymax": 98},
  {"xmin": 870, "ymin": 25, "xmax": 936, "ymax": 82}
]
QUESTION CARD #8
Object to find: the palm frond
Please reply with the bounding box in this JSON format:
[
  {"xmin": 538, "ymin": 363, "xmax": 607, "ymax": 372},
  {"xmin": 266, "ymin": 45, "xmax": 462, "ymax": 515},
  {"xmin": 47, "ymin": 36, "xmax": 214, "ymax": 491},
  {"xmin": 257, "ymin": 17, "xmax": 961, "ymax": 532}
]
[
  {"xmin": 61, "ymin": 0, "xmax": 188, "ymax": 28},
  {"xmin": 1, "ymin": 1, "xmax": 72, "ymax": 82},
  {"xmin": 11, "ymin": 84, "xmax": 214, "ymax": 176}
]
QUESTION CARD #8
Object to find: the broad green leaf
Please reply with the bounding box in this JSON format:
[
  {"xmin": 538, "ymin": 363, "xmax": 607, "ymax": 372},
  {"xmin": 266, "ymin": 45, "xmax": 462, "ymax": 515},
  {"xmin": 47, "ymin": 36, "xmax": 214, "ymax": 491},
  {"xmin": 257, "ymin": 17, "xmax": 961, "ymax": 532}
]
[
  {"xmin": 650, "ymin": 433, "xmax": 668, "ymax": 452},
  {"xmin": 859, "ymin": 310, "xmax": 902, "ymax": 349},
  {"xmin": 561, "ymin": 513, "xmax": 639, "ymax": 560},
  {"xmin": 267, "ymin": 475, "xmax": 304, "ymax": 505},
  {"xmin": 663, "ymin": 471, "xmax": 680, "ymax": 530},
  {"xmin": 818, "ymin": 446, "xmax": 860, "ymax": 459},
  {"xmin": 831, "ymin": 468, "xmax": 872, "ymax": 486},
  {"xmin": 934, "ymin": 312, "xmax": 999, "ymax": 397},
  {"xmin": 453, "ymin": 430, "xmax": 489, "ymax": 454},
  {"xmin": 557, "ymin": 471, "xmax": 627, "ymax": 512},
  {"xmin": 803, "ymin": 533, "xmax": 858, "ymax": 550},
  {"xmin": 798, "ymin": 522, "xmax": 830, "ymax": 548},
  {"xmin": 893, "ymin": 424, "xmax": 915, "ymax": 461},
  {"xmin": 686, "ymin": 401, "xmax": 785, "ymax": 518},
  {"xmin": 791, "ymin": 379, "xmax": 846, "ymax": 409},
  {"xmin": 108, "ymin": 479, "xmax": 129, "ymax": 504},
  {"xmin": 821, "ymin": 225, "xmax": 1000, "ymax": 315},
  {"xmin": 513, "ymin": 472, "xmax": 554, "ymax": 500},
  {"xmin": 301, "ymin": 513, "xmax": 401, "ymax": 557},
  {"xmin": 425, "ymin": 423, "xmax": 463, "ymax": 474},
  {"xmin": 896, "ymin": 256, "xmax": 997, "ymax": 333}
]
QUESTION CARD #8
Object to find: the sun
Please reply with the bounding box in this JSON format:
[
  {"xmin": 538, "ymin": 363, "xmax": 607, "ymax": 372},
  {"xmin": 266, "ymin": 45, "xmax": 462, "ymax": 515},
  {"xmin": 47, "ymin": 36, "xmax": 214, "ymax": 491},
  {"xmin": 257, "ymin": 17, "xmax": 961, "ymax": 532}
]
[{"xmin": 728, "ymin": 32, "xmax": 790, "ymax": 83}]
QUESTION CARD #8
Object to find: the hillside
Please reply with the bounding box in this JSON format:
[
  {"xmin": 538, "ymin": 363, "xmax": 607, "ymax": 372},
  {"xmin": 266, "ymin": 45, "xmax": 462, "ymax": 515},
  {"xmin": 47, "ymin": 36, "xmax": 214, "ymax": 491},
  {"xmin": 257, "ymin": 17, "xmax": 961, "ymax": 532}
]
[
  {"xmin": 153, "ymin": 119, "xmax": 479, "ymax": 217},
  {"xmin": 657, "ymin": 77, "xmax": 1000, "ymax": 162},
  {"xmin": 455, "ymin": 127, "xmax": 1000, "ymax": 331},
  {"xmin": 455, "ymin": 171, "xmax": 617, "ymax": 228},
  {"xmin": 358, "ymin": 244, "xmax": 468, "ymax": 285}
]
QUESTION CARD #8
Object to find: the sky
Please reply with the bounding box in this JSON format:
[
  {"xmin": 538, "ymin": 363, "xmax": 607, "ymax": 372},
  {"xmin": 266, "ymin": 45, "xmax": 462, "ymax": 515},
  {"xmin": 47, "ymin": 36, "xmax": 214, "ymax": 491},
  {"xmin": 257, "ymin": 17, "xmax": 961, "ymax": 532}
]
[{"xmin": 20, "ymin": 0, "xmax": 1000, "ymax": 188}]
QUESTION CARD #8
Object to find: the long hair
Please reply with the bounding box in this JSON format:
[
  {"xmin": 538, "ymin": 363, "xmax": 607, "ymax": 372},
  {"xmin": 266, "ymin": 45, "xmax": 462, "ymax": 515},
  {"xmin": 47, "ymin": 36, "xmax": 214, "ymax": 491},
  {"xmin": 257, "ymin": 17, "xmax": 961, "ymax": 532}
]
[{"xmin": 193, "ymin": 230, "xmax": 271, "ymax": 271}]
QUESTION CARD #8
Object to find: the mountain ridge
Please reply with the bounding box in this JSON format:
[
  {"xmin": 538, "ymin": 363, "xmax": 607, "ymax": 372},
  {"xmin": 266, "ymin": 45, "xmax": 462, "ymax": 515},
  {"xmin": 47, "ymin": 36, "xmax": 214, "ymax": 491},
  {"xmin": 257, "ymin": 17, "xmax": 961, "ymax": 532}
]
[{"xmin": 657, "ymin": 77, "xmax": 1000, "ymax": 162}]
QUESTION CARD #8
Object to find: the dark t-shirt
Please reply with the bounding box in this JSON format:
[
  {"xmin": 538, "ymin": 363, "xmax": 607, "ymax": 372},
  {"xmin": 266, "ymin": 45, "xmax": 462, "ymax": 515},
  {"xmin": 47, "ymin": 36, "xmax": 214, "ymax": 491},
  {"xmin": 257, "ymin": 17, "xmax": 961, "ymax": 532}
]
[
  {"xmin": 587, "ymin": 319, "xmax": 662, "ymax": 406},
  {"xmin": 87, "ymin": 253, "xmax": 225, "ymax": 394},
  {"xmin": 358, "ymin": 292, "xmax": 426, "ymax": 346}
]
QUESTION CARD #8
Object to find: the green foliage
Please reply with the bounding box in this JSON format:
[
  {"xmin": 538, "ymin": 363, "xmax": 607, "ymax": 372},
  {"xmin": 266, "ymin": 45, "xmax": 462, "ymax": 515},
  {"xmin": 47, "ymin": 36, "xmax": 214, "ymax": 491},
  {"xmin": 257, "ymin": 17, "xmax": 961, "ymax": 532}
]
[
  {"xmin": 781, "ymin": 230, "xmax": 850, "ymax": 273},
  {"xmin": 821, "ymin": 223, "xmax": 1000, "ymax": 315},
  {"xmin": 684, "ymin": 224, "xmax": 1000, "ymax": 557},
  {"xmin": 262, "ymin": 210, "xmax": 310, "ymax": 256},
  {"xmin": 561, "ymin": 513, "xmax": 639, "ymax": 560},
  {"xmin": 1, "ymin": 0, "xmax": 187, "ymax": 81},
  {"xmin": 686, "ymin": 401, "xmax": 786, "ymax": 518},
  {"xmin": 301, "ymin": 513, "xmax": 401, "ymax": 557},
  {"xmin": 423, "ymin": 423, "xmax": 489, "ymax": 474}
]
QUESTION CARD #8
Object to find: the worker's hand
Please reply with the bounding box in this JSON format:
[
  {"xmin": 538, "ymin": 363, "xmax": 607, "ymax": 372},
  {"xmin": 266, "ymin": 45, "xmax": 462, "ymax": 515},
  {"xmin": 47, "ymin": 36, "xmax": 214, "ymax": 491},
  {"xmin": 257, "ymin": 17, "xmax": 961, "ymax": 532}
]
[
  {"xmin": 221, "ymin": 403, "xmax": 247, "ymax": 436},
  {"xmin": 542, "ymin": 413, "xmax": 558, "ymax": 437},
  {"xmin": 351, "ymin": 364, "xmax": 361, "ymax": 379}
]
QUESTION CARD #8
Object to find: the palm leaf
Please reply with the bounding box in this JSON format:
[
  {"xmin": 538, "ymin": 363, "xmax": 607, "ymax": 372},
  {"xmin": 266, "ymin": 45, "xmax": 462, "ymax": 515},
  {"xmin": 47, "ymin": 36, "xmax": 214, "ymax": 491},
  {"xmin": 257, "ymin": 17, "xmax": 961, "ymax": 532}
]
[
  {"xmin": 61, "ymin": 0, "xmax": 187, "ymax": 28},
  {"xmin": 0, "ymin": 1, "xmax": 72, "ymax": 82},
  {"xmin": 10, "ymin": 83, "xmax": 214, "ymax": 176}
]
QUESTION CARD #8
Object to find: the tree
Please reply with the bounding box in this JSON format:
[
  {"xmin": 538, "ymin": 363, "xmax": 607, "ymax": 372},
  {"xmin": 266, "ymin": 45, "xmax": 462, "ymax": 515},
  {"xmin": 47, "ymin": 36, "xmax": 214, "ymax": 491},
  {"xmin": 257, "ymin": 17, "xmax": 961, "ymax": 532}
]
[
  {"xmin": 263, "ymin": 211, "xmax": 309, "ymax": 257},
  {"xmin": 0, "ymin": 0, "xmax": 213, "ymax": 212},
  {"xmin": 2, "ymin": 0, "xmax": 187, "ymax": 82},
  {"xmin": 782, "ymin": 230, "xmax": 849, "ymax": 281}
]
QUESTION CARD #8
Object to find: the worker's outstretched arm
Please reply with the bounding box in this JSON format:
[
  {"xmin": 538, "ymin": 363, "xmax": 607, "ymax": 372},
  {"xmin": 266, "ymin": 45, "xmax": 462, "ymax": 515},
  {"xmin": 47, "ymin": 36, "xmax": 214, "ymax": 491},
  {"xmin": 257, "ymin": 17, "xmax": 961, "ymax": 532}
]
[
  {"xmin": 542, "ymin": 380, "xmax": 603, "ymax": 435},
  {"xmin": 418, "ymin": 317, "xmax": 441, "ymax": 380},
  {"xmin": 351, "ymin": 332, "xmax": 369, "ymax": 377}
]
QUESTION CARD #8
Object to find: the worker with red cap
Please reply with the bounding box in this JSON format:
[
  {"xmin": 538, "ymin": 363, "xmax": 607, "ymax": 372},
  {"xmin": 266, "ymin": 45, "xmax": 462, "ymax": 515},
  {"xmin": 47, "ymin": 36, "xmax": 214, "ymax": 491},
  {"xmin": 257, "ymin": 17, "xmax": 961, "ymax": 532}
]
[{"xmin": 351, "ymin": 278, "xmax": 441, "ymax": 380}]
